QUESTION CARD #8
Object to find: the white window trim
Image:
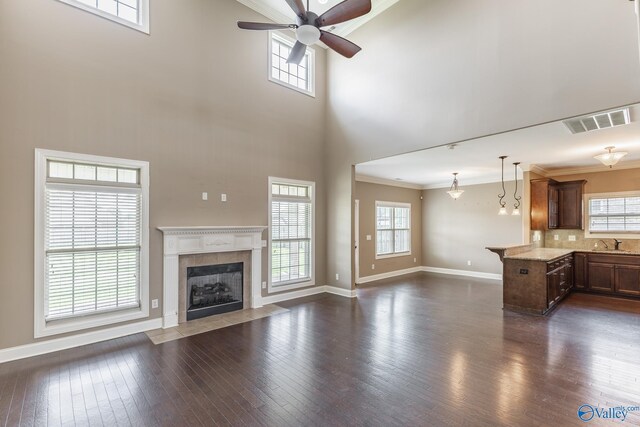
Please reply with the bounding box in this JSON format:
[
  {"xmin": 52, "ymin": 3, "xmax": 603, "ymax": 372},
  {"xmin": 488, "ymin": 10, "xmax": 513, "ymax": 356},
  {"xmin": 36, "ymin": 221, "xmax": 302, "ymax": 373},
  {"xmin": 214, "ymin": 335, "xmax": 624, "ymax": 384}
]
[
  {"xmin": 268, "ymin": 177, "xmax": 316, "ymax": 293},
  {"xmin": 584, "ymin": 191, "xmax": 640, "ymax": 239},
  {"xmin": 34, "ymin": 149, "xmax": 150, "ymax": 338},
  {"xmin": 56, "ymin": 0, "xmax": 150, "ymax": 34},
  {"xmin": 268, "ymin": 31, "xmax": 316, "ymax": 98},
  {"xmin": 375, "ymin": 201, "xmax": 412, "ymax": 260}
]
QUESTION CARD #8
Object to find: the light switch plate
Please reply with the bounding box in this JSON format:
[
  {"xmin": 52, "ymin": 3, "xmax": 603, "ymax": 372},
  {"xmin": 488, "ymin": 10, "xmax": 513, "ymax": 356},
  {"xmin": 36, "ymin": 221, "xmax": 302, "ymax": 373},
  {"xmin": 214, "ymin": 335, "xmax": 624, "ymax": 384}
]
[
  {"xmin": 554, "ymin": 235, "xmax": 559, "ymax": 241},
  {"xmin": 202, "ymin": 192, "xmax": 208, "ymax": 201},
  {"xmin": 221, "ymin": 193, "xmax": 227, "ymax": 202},
  {"xmin": 568, "ymin": 235, "xmax": 576, "ymax": 241},
  {"xmin": 151, "ymin": 299, "xmax": 158, "ymax": 309},
  {"xmin": 366, "ymin": 235, "xmax": 372, "ymax": 241},
  {"xmin": 261, "ymin": 281, "xmax": 266, "ymax": 289}
]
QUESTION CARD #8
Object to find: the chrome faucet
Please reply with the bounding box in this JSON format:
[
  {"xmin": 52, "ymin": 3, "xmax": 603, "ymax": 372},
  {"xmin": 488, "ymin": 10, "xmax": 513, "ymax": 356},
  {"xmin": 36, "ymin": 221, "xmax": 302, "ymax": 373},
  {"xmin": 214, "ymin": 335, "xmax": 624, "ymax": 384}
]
[
  {"xmin": 614, "ymin": 239, "xmax": 622, "ymax": 251},
  {"xmin": 597, "ymin": 240, "xmax": 609, "ymax": 250}
]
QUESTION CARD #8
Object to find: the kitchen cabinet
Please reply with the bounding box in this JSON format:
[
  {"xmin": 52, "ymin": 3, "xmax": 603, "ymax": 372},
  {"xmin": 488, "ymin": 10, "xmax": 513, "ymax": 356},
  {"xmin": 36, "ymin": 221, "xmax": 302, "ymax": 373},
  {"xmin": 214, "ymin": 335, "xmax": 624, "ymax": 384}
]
[
  {"xmin": 579, "ymin": 253, "xmax": 640, "ymax": 297},
  {"xmin": 546, "ymin": 255, "xmax": 573, "ymax": 309},
  {"xmin": 530, "ymin": 179, "xmax": 586, "ymax": 230},
  {"xmin": 574, "ymin": 252, "xmax": 587, "ymax": 289}
]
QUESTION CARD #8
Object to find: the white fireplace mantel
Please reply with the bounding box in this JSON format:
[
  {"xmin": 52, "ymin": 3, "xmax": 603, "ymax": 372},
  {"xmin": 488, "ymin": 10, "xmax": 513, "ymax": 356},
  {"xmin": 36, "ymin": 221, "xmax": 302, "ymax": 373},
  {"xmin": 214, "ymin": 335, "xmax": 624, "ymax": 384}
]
[{"xmin": 158, "ymin": 226, "xmax": 267, "ymax": 329}]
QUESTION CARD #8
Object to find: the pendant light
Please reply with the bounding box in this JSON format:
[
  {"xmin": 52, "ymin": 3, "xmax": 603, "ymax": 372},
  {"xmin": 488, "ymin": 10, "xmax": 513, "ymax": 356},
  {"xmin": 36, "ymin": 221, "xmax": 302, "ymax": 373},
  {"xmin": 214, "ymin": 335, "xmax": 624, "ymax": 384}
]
[
  {"xmin": 594, "ymin": 146, "xmax": 628, "ymax": 168},
  {"xmin": 498, "ymin": 156, "xmax": 508, "ymax": 215},
  {"xmin": 447, "ymin": 173, "xmax": 464, "ymax": 199},
  {"xmin": 512, "ymin": 162, "xmax": 521, "ymax": 216}
]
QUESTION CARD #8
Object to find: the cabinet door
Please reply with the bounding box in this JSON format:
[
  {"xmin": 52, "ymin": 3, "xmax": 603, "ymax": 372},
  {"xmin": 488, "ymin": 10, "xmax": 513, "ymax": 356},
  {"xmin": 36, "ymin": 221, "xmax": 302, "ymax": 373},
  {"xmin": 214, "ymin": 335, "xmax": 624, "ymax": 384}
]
[
  {"xmin": 574, "ymin": 253, "xmax": 587, "ymax": 289},
  {"xmin": 614, "ymin": 265, "xmax": 640, "ymax": 296},
  {"xmin": 564, "ymin": 260, "xmax": 573, "ymax": 292},
  {"xmin": 558, "ymin": 183, "xmax": 584, "ymax": 229},
  {"xmin": 547, "ymin": 271, "xmax": 561, "ymax": 307},
  {"xmin": 548, "ymin": 186, "xmax": 559, "ymax": 229},
  {"xmin": 588, "ymin": 262, "xmax": 615, "ymax": 292}
]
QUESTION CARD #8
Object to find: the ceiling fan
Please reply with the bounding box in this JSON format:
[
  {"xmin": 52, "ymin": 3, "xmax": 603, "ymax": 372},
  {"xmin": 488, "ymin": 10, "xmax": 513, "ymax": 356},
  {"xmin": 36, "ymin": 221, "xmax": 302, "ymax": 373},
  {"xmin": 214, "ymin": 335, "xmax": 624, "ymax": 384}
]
[{"xmin": 237, "ymin": 0, "xmax": 372, "ymax": 65}]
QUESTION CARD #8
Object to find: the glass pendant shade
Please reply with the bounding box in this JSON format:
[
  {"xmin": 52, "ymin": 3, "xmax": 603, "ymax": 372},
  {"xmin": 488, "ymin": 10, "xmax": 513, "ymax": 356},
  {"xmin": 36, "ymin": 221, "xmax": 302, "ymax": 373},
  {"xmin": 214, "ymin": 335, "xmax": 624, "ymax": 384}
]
[
  {"xmin": 594, "ymin": 146, "xmax": 627, "ymax": 168},
  {"xmin": 512, "ymin": 208, "xmax": 521, "ymax": 216},
  {"xmin": 447, "ymin": 173, "xmax": 464, "ymax": 199},
  {"xmin": 498, "ymin": 207, "xmax": 508, "ymax": 215}
]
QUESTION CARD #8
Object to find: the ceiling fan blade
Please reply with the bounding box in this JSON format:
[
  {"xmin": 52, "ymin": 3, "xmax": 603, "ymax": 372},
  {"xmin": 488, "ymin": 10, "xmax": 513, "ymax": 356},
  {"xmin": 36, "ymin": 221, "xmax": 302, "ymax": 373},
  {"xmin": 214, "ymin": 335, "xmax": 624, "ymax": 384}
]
[
  {"xmin": 237, "ymin": 21, "xmax": 297, "ymax": 31},
  {"xmin": 284, "ymin": 0, "xmax": 307, "ymax": 19},
  {"xmin": 320, "ymin": 31, "xmax": 362, "ymax": 58},
  {"xmin": 286, "ymin": 41, "xmax": 307, "ymax": 65},
  {"xmin": 316, "ymin": 0, "xmax": 372, "ymax": 27}
]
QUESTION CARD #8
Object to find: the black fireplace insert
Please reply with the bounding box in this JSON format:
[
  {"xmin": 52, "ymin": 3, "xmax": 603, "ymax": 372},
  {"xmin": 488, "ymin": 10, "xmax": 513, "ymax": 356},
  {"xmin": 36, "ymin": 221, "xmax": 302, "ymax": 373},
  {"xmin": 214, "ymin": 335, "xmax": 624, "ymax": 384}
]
[{"xmin": 186, "ymin": 262, "xmax": 243, "ymax": 320}]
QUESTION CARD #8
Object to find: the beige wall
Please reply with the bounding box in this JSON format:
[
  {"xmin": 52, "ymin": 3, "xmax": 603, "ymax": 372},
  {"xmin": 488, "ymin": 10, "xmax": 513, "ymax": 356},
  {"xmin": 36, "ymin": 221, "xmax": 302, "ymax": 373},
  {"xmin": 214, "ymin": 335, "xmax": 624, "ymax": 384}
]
[
  {"xmin": 0, "ymin": 0, "xmax": 326, "ymax": 349},
  {"xmin": 326, "ymin": 0, "xmax": 640, "ymax": 291},
  {"xmin": 422, "ymin": 181, "xmax": 524, "ymax": 275},
  {"xmin": 354, "ymin": 181, "xmax": 422, "ymax": 279}
]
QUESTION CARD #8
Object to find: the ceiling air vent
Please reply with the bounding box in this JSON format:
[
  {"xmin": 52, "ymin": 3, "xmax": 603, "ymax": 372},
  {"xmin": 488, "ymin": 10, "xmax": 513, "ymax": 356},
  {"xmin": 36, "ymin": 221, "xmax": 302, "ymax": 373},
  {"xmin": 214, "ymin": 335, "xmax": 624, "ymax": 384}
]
[{"xmin": 563, "ymin": 108, "xmax": 631, "ymax": 134}]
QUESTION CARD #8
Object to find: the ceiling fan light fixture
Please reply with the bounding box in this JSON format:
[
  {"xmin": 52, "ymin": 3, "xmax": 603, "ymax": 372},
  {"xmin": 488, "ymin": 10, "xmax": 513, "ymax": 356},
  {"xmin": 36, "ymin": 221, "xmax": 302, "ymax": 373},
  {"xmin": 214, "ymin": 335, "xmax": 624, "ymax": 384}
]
[
  {"xmin": 594, "ymin": 146, "xmax": 628, "ymax": 168},
  {"xmin": 296, "ymin": 24, "xmax": 321, "ymax": 45}
]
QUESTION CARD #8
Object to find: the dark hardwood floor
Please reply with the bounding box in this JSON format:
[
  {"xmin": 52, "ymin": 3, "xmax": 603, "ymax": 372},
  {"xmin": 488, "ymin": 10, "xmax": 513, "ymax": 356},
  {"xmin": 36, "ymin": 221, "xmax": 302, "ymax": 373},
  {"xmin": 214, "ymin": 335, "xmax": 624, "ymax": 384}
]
[{"xmin": 2, "ymin": 272, "xmax": 640, "ymax": 426}]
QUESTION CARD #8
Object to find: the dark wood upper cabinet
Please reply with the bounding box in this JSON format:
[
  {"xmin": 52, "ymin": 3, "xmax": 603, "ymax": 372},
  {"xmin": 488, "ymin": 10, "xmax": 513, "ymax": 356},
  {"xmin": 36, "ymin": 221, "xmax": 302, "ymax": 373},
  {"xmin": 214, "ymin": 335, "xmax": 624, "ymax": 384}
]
[{"xmin": 530, "ymin": 179, "xmax": 586, "ymax": 230}]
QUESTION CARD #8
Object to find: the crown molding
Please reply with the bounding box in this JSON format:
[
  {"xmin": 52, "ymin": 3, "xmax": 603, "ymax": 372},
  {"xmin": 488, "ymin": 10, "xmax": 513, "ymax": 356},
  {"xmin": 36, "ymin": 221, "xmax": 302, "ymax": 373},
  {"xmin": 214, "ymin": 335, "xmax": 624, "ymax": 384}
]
[
  {"xmin": 355, "ymin": 174, "xmax": 423, "ymax": 190},
  {"xmin": 536, "ymin": 160, "xmax": 640, "ymax": 177}
]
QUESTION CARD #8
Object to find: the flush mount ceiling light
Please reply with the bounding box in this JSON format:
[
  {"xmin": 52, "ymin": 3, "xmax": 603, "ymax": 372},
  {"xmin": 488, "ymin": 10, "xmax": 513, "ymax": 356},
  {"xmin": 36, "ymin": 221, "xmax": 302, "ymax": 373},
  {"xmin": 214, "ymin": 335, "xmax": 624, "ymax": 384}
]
[
  {"xmin": 498, "ymin": 156, "xmax": 508, "ymax": 215},
  {"xmin": 512, "ymin": 162, "xmax": 521, "ymax": 216},
  {"xmin": 594, "ymin": 146, "xmax": 628, "ymax": 168},
  {"xmin": 447, "ymin": 173, "xmax": 464, "ymax": 199},
  {"xmin": 318, "ymin": 0, "xmax": 329, "ymax": 3}
]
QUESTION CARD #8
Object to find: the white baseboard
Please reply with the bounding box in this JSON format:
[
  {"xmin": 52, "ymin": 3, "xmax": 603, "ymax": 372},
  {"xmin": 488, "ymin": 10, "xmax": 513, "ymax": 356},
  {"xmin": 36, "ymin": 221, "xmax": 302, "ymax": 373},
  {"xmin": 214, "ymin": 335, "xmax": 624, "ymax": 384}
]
[
  {"xmin": 0, "ymin": 318, "xmax": 163, "ymax": 364},
  {"xmin": 162, "ymin": 313, "xmax": 179, "ymax": 330},
  {"xmin": 356, "ymin": 266, "xmax": 423, "ymax": 284},
  {"xmin": 421, "ymin": 266, "xmax": 502, "ymax": 281},
  {"xmin": 326, "ymin": 285, "xmax": 357, "ymax": 298}
]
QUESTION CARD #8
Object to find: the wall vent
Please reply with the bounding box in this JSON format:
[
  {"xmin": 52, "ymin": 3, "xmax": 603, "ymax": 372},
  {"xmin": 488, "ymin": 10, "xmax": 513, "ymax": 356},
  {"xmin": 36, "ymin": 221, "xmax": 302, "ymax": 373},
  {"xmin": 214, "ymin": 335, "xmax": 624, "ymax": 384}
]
[{"xmin": 563, "ymin": 108, "xmax": 631, "ymax": 134}]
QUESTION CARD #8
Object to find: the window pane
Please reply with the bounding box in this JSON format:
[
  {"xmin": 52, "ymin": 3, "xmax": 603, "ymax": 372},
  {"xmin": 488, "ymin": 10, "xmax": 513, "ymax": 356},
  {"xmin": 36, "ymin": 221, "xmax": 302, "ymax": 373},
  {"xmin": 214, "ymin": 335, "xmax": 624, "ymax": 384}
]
[
  {"xmin": 394, "ymin": 207, "xmax": 409, "ymax": 229},
  {"xmin": 97, "ymin": 167, "xmax": 117, "ymax": 182},
  {"xmin": 49, "ymin": 162, "xmax": 74, "ymax": 179},
  {"xmin": 74, "ymin": 164, "xmax": 96, "ymax": 180},
  {"xmin": 377, "ymin": 230, "xmax": 393, "ymax": 255},
  {"xmin": 376, "ymin": 206, "xmax": 392, "ymax": 230},
  {"xmin": 97, "ymin": 0, "xmax": 117, "ymax": 15},
  {"xmin": 118, "ymin": 4, "xmax": 137, "ymax": 23},
  {"xmin": 394, "ymin": 230, "xmax": 410, "ymax": 253},
  {"xmin": 118, "ymin": 168, "xmax": 138, "ymax": 184}
]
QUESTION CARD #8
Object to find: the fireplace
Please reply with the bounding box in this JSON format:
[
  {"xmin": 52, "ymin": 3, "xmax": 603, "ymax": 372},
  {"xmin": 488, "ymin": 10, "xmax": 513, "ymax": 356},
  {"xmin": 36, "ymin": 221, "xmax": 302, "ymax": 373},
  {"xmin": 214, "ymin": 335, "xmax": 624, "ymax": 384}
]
[{"xmin": 186, "ymin": 262, "xmax": 243, "ymax": 320}]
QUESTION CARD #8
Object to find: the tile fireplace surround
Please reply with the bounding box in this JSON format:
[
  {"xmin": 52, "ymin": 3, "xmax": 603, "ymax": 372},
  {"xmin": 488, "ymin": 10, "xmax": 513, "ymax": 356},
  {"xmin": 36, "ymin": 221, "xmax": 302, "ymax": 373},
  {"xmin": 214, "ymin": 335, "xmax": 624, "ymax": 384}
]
[{"xmin": 158, "ymin": 226, "xmax": 267, "ymax": 329}]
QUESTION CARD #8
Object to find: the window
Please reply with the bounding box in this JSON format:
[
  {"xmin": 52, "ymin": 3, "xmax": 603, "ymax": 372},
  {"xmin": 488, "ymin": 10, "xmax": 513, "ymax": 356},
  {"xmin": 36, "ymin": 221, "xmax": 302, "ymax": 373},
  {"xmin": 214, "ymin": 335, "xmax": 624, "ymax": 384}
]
[
  {"xmin": 587, "ymin": 192, "xmax": 640, "ymax": 235},
  {"xmin": 56, "ymin": 0, "xmax": 150, "ymax": 33},
  {"xmin": 269, "ymin": 32, "xmax": 315, "ymax": 97},
  {"xmin": 376, "ymin": 201, "xmax": 411, "ymax": 258},
  {"xmin": 35, "ymin": 149, "xmax": 149, "ymax": 337},
  {"xmin": 269, "ymin": 177, "xmax": 315, "ymax": 291}
]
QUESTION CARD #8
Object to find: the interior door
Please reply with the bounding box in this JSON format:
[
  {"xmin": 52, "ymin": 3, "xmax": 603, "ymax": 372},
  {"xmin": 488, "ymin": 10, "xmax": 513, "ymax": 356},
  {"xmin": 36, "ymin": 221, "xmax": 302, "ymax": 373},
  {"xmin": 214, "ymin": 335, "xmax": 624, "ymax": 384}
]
[{"xmin": 354, "ymin": 199, "xmax": 360, "ymax": 284}]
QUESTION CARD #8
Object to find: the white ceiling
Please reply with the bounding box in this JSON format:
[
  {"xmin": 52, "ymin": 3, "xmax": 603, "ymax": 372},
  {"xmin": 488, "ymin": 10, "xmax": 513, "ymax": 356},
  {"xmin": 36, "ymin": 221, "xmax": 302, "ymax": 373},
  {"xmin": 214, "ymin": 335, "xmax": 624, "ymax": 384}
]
[
  {"xmin": 236, "ymin": 0, "xmax": 400, "ymax": 37},
  {"xmin": 356, "ymin": 104, "xmax": 640, "ymax": 189}
]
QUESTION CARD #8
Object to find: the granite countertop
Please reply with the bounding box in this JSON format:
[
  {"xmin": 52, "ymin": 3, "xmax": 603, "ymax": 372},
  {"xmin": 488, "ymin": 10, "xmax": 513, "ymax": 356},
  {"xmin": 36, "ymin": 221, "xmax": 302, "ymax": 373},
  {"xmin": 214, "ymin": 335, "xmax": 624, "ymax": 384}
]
[{"xmin": 504, "ymin": 248, "xmax": 575, "ymax": 262}]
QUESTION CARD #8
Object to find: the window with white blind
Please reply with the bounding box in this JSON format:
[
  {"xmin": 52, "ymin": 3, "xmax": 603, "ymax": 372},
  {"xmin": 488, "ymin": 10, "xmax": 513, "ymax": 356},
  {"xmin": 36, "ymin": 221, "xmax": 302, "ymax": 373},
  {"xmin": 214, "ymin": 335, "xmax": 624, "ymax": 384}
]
[
  {"xmin": 376, "ymin": 201, "xmax": 411, "ymax": 258},
  {"xmin": 587, "ymin": 193, "xmax": 640, "ymax": 235},
  {"xmin": 35, "ymin": 150, "xmax": 149, "ymax": 338},
  {"xmin": 269, "ymin": 32, "xmax": 315, "ymax": 97},
  {"xmin": 56, "ymin": 0, "xmax": 150, "ymax": 33},
  {"xmin": 269, "ymin": 177, "xmax": 315, "ymax": 291}
]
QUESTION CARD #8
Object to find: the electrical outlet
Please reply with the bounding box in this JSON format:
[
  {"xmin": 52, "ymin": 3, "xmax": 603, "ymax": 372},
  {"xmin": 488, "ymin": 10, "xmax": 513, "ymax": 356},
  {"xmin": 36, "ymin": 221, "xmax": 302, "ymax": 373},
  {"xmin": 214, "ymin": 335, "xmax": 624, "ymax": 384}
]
[
  {"xmin": 261, "ymin": 281, "xmax": 266, "ymax": 289},
  {"xmin": 201, "ymin": 192, "xmax": 208, "ymax": 201},
  {"xmin": 335, "ymin": 273, "xmax": 339, "ymax": 281},
  {"xmin": 151, "ymin": 299, "xmax": 158, "ymax": 309},
  {"xmin": 371, "ymin": 264, "xmax": 375, "ymax": 270},
  {"xmin": 221, "ymin": 193, "xmax": 227, "ymax": 202},
  {"xmin": 568, "ymin": 235, "xmax": 576, "ymax": 241},
  {"xmin": 554, "ymin": 235, "xmax": 559, "ymax": 241},
  {"xmin": 467, "ymin": 260, "xmax": 472, "ymax": 266},
  {"xmin": 414, "ymin": 258, "xmax": 417, "ymax": 263}
]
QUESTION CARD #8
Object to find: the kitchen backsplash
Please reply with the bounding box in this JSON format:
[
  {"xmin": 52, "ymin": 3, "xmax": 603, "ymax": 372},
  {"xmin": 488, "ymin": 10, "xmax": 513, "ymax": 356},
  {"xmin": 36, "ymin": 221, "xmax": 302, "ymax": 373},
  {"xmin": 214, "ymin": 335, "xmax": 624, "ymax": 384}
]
[{"xmin": 543, "ymin": 230, "xmax": 640, "ymax": 252}]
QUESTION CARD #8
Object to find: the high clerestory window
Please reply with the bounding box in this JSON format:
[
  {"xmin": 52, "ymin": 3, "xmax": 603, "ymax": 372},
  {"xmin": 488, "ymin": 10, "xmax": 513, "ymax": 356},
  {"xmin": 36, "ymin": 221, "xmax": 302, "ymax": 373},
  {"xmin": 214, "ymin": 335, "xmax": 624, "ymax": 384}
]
[
  {"xmin": 56, "ymin": 0, "xmax": 150, "ymax": 33},
  {"xmin": 269, "ymin": 32, "xmax": 315, "ymax": 97}
]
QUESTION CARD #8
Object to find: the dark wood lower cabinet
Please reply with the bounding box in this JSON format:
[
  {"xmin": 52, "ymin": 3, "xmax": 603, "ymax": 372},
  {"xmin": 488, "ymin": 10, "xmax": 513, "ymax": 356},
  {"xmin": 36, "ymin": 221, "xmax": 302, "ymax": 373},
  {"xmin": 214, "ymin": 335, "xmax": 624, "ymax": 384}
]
[
  {"xmin": 614, "ymin": 265, "xmax": 640, "ymax": 296},
  {"xmin": 588, "ymin": 262, "xmax": 615, "ymax": 292},
  {"xmin": 574, "ymin": 252, "xmax": 587, "ymax": 289}
]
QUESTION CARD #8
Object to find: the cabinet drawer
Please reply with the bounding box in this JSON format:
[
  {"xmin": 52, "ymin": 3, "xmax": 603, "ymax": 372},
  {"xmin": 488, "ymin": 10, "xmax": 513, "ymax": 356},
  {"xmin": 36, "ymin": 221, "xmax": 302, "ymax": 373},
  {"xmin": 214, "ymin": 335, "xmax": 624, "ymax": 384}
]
[{"xmin": 588, "ymin": 254, "xmax": 640, "ymax": 266}]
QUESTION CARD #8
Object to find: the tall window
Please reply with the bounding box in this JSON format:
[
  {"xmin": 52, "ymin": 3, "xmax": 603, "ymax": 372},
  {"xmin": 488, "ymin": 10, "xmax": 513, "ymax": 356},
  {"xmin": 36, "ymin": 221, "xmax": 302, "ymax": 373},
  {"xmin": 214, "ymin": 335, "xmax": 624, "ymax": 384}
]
[
  {"xmin": 35, "ymin": 150, "xmax": 149, "ymax": 337},
  {"xmin": 269, "ymin": 178, "xmax": 315, "ymax": 291},
  {"xmin": 588, "ymin": 193, "xmax": 640, "ymax": 234},
  {"xmin": 376, "ymin": 201, "xmax": 411, "ymax": 258},
  {"xmin": 269, "ymin": 32, "xmax": 315, "ymax": 97},
  {"xmin": 56, "ymin": 0, "xmax": 150, "ymax": 33}
]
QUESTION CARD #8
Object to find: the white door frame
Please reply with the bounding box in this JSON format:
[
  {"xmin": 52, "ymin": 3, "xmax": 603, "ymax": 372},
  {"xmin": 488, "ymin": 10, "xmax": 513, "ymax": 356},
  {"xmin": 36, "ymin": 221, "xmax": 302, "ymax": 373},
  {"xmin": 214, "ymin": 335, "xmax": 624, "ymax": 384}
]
[{"xmin": 354, "ymin": 199, "xmax": 360, "ymax": 284}]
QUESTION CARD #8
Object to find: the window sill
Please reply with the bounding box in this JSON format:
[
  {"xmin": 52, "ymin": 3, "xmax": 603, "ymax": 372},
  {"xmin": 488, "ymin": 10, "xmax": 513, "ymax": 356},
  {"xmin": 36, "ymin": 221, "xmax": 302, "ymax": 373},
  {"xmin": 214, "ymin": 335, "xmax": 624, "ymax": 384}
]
[
  {"xmin": 584, "ymin": 231, "xmax": 640, "ymax": 239},
  {"xmin": 268, "ymin": 279, "xmax": 315, "ymax": 293},
  {"xmin": 35, "ymin": 306, "xmax": 149, "ymax": 338},
  {"xmin": 375, "ymin": 251, "xmax": 412, "ymax": 260}
]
